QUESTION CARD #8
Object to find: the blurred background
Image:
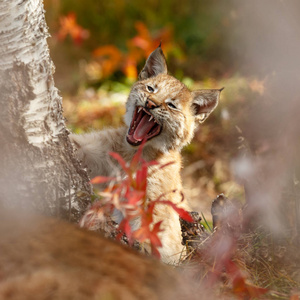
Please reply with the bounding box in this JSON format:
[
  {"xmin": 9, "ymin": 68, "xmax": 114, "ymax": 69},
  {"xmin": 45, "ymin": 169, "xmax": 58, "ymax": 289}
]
[{"xmin": 44, "ymin": 0, "xmax": 300, "ymax": 229}]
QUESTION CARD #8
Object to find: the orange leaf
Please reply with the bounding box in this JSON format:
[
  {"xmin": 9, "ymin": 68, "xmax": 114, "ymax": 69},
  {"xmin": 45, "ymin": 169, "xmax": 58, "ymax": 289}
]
[
  {"xmin": 145, "ymin": 202, "xmax": 156, "ymax": 224},
  {"xmin": 131, "ymin": 36, "xmax": 150, "ymax": 51},
  {"xmin": 90, "ymin": 176, "xmax": 116, "ymax": 184},
  {"xmin": 92, "ymin": 45, "xmax": 122, "ymax": 77},
  {"xmin": 93, "ymin": 45, "xmax": 122, "ymax": 59},
  {"xmin": 130, "ymin": 22, "xmax": 158, "ymax": 57},
  {"xmin": 133, "ymin": 223, "xmax": 151, "ymax": 243},
  {"xmin": 57, "ymin": 12, "xmax": 89, "ymax": 45},
  {"xmin": 246, "ymin": 284, "xmax": 268, "ymax": 298},
  {"xmin": 123, "ymin": 57, "xmax": 138, "ymax": 80},
  {"xmin": 133, "ymin": 22, "xmax": 152, "ymax": 51}
]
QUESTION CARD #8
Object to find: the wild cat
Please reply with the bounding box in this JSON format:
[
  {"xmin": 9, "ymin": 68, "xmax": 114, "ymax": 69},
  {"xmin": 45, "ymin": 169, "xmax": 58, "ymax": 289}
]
[{"xmin": 70, "ymin": 45, "xmax": 222, "ymax": 264}]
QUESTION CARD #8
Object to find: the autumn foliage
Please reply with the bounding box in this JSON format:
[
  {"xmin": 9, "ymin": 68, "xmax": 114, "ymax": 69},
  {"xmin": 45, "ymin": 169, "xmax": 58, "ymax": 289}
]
[
  {"xmin": 56, "ymin": 14, "xmax": 181, "ymax": 81},
  {"xmin": 80, "ymin": 143, "xmax": 192, "ymax": 258},
  {"xmin": 57, "ymin": 12, "xmax": 90, "ymax": 45},
  {"xmin": 91, "ymin": 22, "xmax": 181, "ymax": 80}
]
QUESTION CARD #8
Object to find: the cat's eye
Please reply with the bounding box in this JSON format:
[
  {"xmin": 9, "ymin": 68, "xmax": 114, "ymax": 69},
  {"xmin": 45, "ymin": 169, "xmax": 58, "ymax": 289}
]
[
  {"xmin": 167, "ymin": 102, "xmax": 177, "ymax": 109},
  {"xmin": 146, "ymin": 85, "xmax": 154, "ymax": 93}
]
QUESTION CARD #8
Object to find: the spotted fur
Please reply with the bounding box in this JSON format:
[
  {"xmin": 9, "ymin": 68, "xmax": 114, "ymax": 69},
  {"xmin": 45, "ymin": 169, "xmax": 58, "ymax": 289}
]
[{"xmin": 70, "ymin": 46, "xmax": 222, "ymax": 264}]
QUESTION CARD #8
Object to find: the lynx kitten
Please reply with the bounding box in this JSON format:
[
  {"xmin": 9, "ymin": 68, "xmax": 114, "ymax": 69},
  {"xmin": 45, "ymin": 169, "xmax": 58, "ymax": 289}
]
[{"xmin": 70, "ymin": 45, "xmax": 222, "ymax": 264}]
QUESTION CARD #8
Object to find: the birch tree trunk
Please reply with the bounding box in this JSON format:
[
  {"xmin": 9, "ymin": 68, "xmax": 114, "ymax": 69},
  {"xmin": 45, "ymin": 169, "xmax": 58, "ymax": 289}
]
[{"xmin": 0, "ymin": 0, "xmax": 92, "ymax": 222}]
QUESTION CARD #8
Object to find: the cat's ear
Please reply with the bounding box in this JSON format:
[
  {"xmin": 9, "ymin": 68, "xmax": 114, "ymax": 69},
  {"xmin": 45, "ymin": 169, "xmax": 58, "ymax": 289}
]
[
  {"xmin": 139, "ymin": 45, "xmax": 168, "ymax": 80},
  {"xmin": 191, "ymin": 88, "xmax": 223, "ymax": 123}
]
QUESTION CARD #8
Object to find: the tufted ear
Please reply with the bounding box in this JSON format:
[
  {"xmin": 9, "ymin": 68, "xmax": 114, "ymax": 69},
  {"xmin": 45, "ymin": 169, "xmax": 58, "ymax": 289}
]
[
  {"xmin": 191, "ymin": 88, "xmax": 223, "ymax": 123},
  {"xmin": 139, "ymin": 45, "xmax": 168, "ymax": 80}
]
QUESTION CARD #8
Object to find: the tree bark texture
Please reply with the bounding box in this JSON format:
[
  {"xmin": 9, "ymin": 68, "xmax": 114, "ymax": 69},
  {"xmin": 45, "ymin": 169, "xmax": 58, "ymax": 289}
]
[{"xmin": 0, "ymin": 0, "xmax": 92, "ymax": 222}]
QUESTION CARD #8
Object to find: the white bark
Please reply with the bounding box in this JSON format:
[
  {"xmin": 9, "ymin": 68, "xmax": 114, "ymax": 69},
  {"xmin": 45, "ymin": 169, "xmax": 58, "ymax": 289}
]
[{"xmin": 0, "ymin": 0, "xmax": 92, "ymax": 221}]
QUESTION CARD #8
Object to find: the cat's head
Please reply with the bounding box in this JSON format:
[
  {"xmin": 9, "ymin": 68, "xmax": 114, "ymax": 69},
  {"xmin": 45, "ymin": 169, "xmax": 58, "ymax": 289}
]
[{"xmin": 124, "ymin": 45, "xmax": 223, "ymax": 153}]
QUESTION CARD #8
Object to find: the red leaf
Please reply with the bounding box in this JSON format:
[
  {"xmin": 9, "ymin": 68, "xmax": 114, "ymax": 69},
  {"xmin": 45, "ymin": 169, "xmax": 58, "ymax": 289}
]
[
  {"xmin": 149, "ymin": 221, "xmax": 163, "ymax": 247},
  {"xmin": 155, "ymin": 200, "xmax": 193, "ymax": 223},
  {"xmin": 135, "ymin": 165, "xmax": 148, "ymax": 191},
  {"xmin": 158, "ymin": 161, "xmax": 175, "ymax": 170},
  {"xmin": 125, "ymin": 189, "xmax": 145, "ymax": 205},
  {"xmin": 145, "ymin": 202, "xmax": 155, "ymax": 224},
  {"xmin": 150, "ymin": 244, "xmax": 161, "ymax": 259},
  {"xmin": 117, "ymin": 219, "xmax": 132, "ymax": 243},
  {"xmin": 133, "ymin": 220, "xmax": 163, "ymax": 255},
  {"xmin": 90, "ymin": 176, "xmax": 116, "ymax": 184},
  {"xmin": 109, "ymin": 152, "xmax": 130, "ymax": 174},
  {"xmin": 130, "ymin": 141, "xmax": 146, "ymax": 170},
  {"xmin": 143, "ymin": 160, "xmax": 159, "ymax": 168}
]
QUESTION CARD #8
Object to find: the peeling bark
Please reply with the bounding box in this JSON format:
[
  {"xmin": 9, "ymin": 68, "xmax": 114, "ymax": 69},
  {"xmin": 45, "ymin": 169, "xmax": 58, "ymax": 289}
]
[{"xmin": 0, "ymin": 0, "xmax": 92, "ymax": 222}]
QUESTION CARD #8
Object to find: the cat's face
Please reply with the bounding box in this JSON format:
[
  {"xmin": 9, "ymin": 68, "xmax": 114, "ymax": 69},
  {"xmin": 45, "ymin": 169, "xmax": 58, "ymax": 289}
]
[
  {"xmin": 124, "ymin": 46, "xmax": 222, "ymax": 153},
  {"xmin": 125, "ymin": 74, "xmax": 196, "ymax": 152}
]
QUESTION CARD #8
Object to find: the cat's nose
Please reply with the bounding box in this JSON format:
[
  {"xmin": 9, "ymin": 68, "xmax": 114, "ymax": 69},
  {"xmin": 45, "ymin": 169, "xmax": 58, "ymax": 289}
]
[{"xmin": 145, "ymin": 99, "xmax": 158, "ymax": 109}]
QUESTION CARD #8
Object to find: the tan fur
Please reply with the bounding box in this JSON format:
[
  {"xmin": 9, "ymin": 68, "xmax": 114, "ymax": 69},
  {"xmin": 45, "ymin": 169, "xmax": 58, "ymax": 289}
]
[
  {"xmin": 0, "ymin": 210, "xmax": 196, "ymax": 300},
  {"xmin": 70, "ymin": 46, "xmax": 221, "ymax": 264}
]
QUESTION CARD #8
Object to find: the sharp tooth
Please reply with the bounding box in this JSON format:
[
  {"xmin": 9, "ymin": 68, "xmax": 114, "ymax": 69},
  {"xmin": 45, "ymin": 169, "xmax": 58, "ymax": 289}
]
[
  {"xmin": 138, "ymin": 107, "xmax": 142, "ymax": 113},
  {"xmin": 149, "ymin": 116, "xmax": 153, "ymax": 121}
]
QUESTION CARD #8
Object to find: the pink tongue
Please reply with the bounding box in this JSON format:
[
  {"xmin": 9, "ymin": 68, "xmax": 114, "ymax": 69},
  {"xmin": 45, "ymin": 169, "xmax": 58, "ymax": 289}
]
[{"xmin": 133, "ymin": 115, "xmax": 156, "ymax": 141}]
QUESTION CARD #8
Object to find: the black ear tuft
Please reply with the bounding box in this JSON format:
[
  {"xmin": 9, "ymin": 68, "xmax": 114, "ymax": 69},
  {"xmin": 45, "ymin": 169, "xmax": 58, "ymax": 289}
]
[
  {"xmin": 138, "ymin": 46, "xmax": 168, "ymax": 80},
  {"xmin": 191, "ymin": 89, "xmax": 222, "ymax": 123}
]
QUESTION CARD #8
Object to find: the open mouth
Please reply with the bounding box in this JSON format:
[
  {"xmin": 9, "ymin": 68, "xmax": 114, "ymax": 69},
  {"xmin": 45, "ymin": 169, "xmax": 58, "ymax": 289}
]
[{"xmin": 126, "ymin": 106, "xmax": 162, "ymax": 146}]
